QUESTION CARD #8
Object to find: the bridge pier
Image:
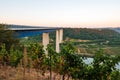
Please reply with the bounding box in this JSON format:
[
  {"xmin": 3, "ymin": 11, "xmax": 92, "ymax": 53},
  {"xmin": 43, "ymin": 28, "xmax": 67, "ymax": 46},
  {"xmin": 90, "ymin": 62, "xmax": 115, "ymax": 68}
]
[
  {"xmin": 59, "ymin": 29, "xmax": 63, "ymax": 43},
  {"xmin": 42, "ymin": 29, "xmax": 63, "ymax": 54},
  {"xmin": 42, "ymin": 33, "xmax": 49, "ymax": 54},
  {"xmin": 56, "ymin": 29, "xmax": 63, "ymax": 53}
]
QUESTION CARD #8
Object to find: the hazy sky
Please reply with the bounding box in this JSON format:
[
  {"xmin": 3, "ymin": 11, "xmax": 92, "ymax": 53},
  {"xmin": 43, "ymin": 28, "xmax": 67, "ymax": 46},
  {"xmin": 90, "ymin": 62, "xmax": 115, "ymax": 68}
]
[{"xmin": 0, "ymin": 0, "xmax": 120, "ymax": 28}]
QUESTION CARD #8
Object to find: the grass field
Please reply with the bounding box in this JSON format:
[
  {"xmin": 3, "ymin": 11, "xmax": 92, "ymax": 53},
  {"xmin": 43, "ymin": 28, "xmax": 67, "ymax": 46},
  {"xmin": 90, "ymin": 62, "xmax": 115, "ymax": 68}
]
[{"xmin": 68, "ymin": 39, "xmax": 120, "ymax": 55}]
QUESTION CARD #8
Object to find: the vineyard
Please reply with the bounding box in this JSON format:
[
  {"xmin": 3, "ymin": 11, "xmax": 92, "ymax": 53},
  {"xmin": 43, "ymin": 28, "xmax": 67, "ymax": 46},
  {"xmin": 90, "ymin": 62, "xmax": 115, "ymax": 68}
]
[{"xmin": 0, "ymin": 42, "xmax": 120, "ymax": 80}]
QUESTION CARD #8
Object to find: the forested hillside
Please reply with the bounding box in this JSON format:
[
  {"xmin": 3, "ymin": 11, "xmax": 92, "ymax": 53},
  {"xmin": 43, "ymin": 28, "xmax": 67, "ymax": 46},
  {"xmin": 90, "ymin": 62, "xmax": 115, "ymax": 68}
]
[
  {"xmin": 111, "ymin": 28, "xmax": 120, "ymax": 33},
  {"xmin": 63, "ymin": 28, "xmax": 120, "ymax": 40}
]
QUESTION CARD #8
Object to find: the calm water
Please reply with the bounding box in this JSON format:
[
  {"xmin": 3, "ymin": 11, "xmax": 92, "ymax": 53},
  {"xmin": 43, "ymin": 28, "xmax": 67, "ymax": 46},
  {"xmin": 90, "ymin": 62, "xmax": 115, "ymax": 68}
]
[{"xmin": 84, "ymin": 58, "xmax": 120, "ymax": 70}]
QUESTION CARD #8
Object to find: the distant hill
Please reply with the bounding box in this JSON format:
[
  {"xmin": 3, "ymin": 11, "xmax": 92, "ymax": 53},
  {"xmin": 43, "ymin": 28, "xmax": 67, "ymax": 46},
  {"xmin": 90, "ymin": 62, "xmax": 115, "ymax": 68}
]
[
  {"xmin": 111, "ymin": 28, "xmax": 120, "ymax": 33},
  {"xmin": 63, "ymin": 28, "xmax": 120, "ymax": 40}
]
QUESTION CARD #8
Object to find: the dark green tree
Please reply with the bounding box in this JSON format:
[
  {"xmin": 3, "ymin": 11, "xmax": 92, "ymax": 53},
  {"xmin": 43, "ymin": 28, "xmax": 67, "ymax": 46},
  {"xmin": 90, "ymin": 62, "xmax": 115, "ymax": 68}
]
[
  {"xmin": 0, "ymin": 24, "xmax": 19, "ymax": 51},
  {"xmin": 86, "ymin": 50, "xmax": 120, "ymax": 80}
]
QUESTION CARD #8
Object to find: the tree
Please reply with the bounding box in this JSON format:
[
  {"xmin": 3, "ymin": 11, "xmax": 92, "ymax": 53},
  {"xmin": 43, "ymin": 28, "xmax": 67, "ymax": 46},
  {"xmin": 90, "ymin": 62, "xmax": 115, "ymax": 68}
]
[
  {"xmin": 0, "ymin": 24, "xmax": 19, "ymax": 51},
  {"xmin": 85, "ymin": 50, "xmax": 120, "ymax": 80},
  {"xmin": 59, "ymin": 42, "xmax": 77, "ymax": 80},
  {"xmin": 27, "ymin": 43, "xmax": 47, "ymax": 76},
  {"xmin": 47, "ymin": 44, "xmax": 61, "ymax": 80}
]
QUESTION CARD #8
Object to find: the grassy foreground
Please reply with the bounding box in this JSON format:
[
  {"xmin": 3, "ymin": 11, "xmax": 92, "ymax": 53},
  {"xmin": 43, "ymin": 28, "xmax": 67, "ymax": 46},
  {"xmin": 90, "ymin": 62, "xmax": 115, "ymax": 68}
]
[{"xmin": 0, "ymin": 65, "xmax": 66, "ymax": 80}]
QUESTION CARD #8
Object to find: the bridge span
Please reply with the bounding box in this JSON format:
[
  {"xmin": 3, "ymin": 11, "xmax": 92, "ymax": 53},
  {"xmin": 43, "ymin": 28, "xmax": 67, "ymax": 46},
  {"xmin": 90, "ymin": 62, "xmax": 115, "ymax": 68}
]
[{"xmin": 8, "ymin": 25, "xmax": 63, "ymax": 53}]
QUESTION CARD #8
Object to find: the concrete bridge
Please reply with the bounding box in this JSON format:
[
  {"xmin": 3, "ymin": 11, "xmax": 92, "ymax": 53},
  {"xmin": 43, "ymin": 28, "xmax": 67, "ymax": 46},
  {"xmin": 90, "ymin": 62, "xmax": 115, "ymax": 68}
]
[{"xmin": 8, "ymin": 25, "xmax": 63, "ymax": 53}]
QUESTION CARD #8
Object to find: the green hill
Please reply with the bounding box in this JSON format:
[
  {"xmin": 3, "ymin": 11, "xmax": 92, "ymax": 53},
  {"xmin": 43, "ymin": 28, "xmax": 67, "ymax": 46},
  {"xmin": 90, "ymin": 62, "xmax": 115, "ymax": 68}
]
[{"xmin": 63, "ymin": 28, "xmax": 120, "ymax": 40}]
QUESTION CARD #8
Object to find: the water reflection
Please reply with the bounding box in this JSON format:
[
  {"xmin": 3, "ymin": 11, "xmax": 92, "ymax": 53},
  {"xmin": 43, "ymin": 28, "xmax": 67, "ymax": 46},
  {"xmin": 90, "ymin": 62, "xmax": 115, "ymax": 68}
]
[{"xmin": 83, "ymin": 58, "xmax": 120, "ymax": 70}]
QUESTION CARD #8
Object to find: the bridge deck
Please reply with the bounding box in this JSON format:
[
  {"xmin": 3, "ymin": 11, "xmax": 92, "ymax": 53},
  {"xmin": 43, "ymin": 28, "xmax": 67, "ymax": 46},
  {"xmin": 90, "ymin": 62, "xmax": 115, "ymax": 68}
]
[
  {"xmin": 7, "ymin": 25, "xmax": 62, "ymax": 38},
  {"xmin": 8, "ymin": 25, "xmax": 62, "ymax": 31}
]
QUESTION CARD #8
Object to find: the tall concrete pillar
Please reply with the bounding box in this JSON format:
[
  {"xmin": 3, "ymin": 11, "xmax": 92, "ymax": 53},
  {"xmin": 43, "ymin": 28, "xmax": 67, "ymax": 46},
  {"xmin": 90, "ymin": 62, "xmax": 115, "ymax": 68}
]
[
  {"xmin": 42, "ymin": 33, "xmax": 49, "ymax": 54},
  {"xmin": 56, "ymin": 30, "xmax": 60, "ymax": 53},
  {"xmin": 59, "ymin": 29, "xmax": 63, "ymax": 43},
  {"xmin": 56, "ymin": 29, "xmax": 63, "ymax": 53}
]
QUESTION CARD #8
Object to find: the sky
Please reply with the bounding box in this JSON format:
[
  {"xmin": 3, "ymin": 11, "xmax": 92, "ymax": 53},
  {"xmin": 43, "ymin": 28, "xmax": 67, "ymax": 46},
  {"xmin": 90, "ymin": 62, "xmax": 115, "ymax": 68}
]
[{"xmin": 0, "ymin": 0, "xmax": 120, "ymax": 28}]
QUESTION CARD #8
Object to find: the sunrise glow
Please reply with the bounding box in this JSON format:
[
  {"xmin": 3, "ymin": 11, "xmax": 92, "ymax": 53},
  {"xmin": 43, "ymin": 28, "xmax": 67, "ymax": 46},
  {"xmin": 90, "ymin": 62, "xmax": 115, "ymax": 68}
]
[{"xmin": 0, "ymin": 0, "xmax": 120, "ymax": 28}]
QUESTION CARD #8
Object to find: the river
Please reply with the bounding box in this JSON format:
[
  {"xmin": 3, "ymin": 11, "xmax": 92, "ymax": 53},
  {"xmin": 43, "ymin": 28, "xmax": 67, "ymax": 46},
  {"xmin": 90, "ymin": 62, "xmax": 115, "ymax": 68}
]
[{"xmin": 84, "ymin": 58, "xmax": 120, "ymax": 70}]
